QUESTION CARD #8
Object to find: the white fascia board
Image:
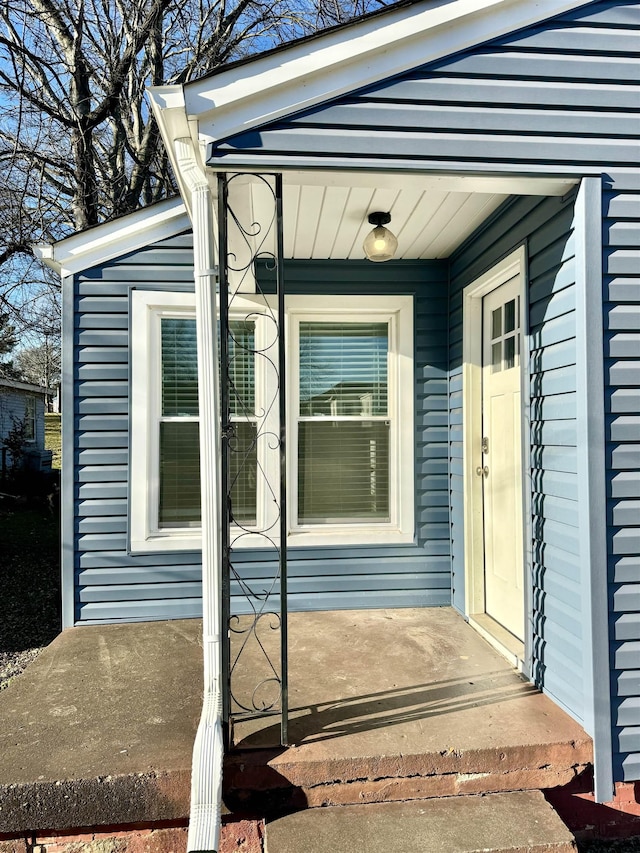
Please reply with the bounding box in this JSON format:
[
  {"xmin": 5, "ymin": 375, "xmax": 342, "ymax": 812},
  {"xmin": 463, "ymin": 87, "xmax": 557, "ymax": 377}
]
[
  {"xmin": 276, "ymin": 169, "xmax": 577, "ymax": 197},
  {"xmin": 147, "ymin": 87, "xmax": 203, "ymax": 218},
  {"xmin": 34, "ymin": 197, "xmax": 190, "ymax": 277},
  {"xmin": 182, "ymin": 0, "xmax": 596, "ymax": 147}
]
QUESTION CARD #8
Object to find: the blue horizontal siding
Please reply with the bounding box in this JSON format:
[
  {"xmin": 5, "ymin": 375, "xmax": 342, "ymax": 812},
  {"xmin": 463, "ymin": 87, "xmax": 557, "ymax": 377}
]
[
  {"xmin": 605, "ymin": 172, "xmax": 640, "ymax": 782},
  {"xmin": 211, "ymin": 3, "xmax": 640, "ymax": 175},
  {"xmin": 73, "ymin": 254, "xmax": 452, "ymax": 624},
  {"xmin": 72, "ymin": 232, "xmax": 200, "ymax": 625},
  {"xmin": 450, "ymin": 191, "xmax": 585, "ymax": 726}
]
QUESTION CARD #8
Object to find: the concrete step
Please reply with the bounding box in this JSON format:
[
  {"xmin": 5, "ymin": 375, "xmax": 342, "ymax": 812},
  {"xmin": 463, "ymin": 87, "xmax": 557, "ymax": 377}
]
[
  {"xmin": 264, "ymin": 791, "xmax": 577, "ymax": 853},
  {"xmin": 224, "ymin": 736, "xmax": 591, "ymax": 812}
]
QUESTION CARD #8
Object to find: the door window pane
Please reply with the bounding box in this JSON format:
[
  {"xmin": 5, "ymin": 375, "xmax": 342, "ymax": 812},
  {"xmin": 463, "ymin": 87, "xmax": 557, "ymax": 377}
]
[
  {"xmin": 491, "ymin": 307, "xmax": 502, "ymax": 340},
  {"xmin": 504, "ymin": 299, "xmax": 516, "ymax": 334},
  {"xmin": 504, "ymin": 335, "xmax": 516, "ymax": 369},
  {"xmin": 298, "ymin": 421, "xmax": 390, "ymax": 523},
  {"xmin": 491, "ymin": 342, "xmax": 502, "ymax": 373}
]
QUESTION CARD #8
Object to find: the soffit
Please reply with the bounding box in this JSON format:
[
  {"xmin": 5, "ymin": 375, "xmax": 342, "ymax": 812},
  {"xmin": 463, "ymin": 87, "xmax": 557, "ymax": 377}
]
[{"xmin": 218, "ymin": 170, "xmax": 576, "ymax": 261}]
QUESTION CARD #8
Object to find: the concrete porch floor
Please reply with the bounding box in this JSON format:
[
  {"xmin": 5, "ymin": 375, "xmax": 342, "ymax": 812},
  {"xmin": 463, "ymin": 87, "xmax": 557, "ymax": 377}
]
[
  {"xmin": 226, "ymin": 607, "xmax": 592, "ymax": 810},
  {"xmin": 0, "ymin": 607, "xmax": 592, "ymax": 835}
]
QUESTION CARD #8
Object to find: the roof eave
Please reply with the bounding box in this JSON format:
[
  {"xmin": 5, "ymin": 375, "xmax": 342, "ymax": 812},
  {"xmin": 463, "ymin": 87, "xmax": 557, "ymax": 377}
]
[{"xmin": 34, "ymin": 196, "xmax": 189, "ymax": 277}]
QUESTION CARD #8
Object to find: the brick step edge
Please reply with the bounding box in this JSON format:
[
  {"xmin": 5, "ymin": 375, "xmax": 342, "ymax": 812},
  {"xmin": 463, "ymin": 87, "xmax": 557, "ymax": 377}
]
[{"xmin": 0, "ymin": 817, "xmax": 264, "ymax": 853}]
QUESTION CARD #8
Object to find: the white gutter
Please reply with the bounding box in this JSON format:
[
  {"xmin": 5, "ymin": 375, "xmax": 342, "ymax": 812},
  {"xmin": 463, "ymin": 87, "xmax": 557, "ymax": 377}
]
[{"xmin": 175, "ymin": 137, "xmax": 224, "ymax": 853}]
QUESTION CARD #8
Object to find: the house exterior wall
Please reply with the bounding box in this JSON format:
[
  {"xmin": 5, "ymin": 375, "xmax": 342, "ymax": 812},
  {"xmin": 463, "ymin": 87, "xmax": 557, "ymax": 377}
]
[
  {"xmin": 605, "ymin": 172, "xmax": 640, "ymax": 784},
  {"xmin": 246, "ymin": 259, "xmax": 451, "ymax": 615},
  {"xmin": 204, "ymin": 0, "xmax": 640, "ymax": 789},
  {"xmin": 450, "ymin": 194, "xmax": 584, "ymax": 725},
  {"xmin": 72, "ymin": 249, "xmax": 451, "ymax": 624},
  {"xmin": 71, "ymin": 232, "xmax": 202, "ymax": 624}
]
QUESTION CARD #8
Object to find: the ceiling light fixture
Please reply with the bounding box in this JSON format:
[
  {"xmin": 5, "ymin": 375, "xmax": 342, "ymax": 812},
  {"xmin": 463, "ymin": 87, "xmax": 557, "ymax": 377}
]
[{"xmin": 363, "ymin": 211, "xmax": 398, "ymax": 263}]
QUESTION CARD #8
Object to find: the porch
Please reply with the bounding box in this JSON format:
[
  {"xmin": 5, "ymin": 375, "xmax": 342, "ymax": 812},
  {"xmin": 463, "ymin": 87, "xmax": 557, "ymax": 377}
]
[
  {"xmin": 0, "ymin": 607, "xmax": 591, "ymax": 838},
  {"xmin": 226, "ymin": 607, "xmax": 591, "ymax": 811}
]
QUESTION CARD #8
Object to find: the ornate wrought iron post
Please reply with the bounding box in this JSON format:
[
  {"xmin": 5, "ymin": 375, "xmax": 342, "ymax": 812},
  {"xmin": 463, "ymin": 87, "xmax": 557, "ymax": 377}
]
[
  {"xmin": 218, "ymin": 172, "xmax": 288, "ymax": 747},
  {"xmin": 217, "ymin": 174, "xmax": 232, "ymax": 744}
]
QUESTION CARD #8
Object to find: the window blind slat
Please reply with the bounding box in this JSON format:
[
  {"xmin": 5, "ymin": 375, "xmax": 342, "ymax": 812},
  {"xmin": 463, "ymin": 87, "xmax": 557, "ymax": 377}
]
[
  {"xmin": 299, "ymin": 321, "xmax": 388, "ymax": 416},
  {"xmin": 298, "ymin": 421, "xmax": 390, "ymax": 524},
  {"xmin": 159, "ymin": 421, "xmax": 201, "ymax": 526}
]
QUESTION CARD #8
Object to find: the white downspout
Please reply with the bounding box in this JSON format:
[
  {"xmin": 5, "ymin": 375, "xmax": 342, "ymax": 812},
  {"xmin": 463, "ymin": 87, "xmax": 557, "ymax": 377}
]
[{"xmin": 175, "ymin": 138, "xmax": 224, "ymax": 853}]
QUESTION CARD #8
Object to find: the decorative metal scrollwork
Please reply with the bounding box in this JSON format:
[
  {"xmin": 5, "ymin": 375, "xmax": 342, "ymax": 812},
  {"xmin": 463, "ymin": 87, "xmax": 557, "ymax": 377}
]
[{"xmin": 218, "ymin": 173, "xmax": 288, "ymax": 745}]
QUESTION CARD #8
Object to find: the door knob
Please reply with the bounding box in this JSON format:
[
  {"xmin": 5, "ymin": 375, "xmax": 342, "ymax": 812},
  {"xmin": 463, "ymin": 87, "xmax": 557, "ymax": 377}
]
[{"xmin": 476, "ymin": 466, "xmax": 489, "ymax": 477}]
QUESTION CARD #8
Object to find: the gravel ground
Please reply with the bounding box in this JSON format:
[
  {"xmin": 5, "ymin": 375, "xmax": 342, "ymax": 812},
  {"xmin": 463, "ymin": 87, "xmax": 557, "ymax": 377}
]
[{"xmin": 0, "ymin": 494, "xmax": 61, "ymax": 690}]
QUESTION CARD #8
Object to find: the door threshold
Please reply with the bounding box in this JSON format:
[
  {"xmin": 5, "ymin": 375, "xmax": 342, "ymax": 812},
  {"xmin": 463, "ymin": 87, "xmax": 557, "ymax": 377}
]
[{"xmin": 469, "ymin": 613, "xmax": 525, "ymax": 673}]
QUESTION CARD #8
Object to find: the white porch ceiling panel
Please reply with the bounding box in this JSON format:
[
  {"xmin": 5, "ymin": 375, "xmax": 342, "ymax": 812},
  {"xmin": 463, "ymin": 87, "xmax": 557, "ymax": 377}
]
[
  {"xmin": 220, "ymin": 170, "xmax": 576, "ymax": 274},
  {"xmin": 282, "ymin": 183, "xmax": 507, "ymax": 260},
  {"xmin": 242, "ymin": 175, "xmax": 507, "ymax": 261}
]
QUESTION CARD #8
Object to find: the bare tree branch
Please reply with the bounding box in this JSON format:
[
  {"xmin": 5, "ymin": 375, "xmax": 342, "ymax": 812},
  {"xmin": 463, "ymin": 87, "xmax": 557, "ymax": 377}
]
[{"xmin": 0, "ymin": 0, "xmax": 389, "ymax": 340}]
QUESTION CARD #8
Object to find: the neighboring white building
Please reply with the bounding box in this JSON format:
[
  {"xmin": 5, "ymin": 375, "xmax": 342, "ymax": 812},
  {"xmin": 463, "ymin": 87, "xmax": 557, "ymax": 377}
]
[{"xmin": 0, "ymin": 378, "xmax": 52, "ymax": 473}]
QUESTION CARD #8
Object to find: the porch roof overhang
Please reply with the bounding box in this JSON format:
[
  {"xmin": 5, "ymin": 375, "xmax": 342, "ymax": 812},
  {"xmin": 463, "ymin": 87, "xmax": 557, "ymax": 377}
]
[{"xmin": 147, "ymin": 0, "xmax": 588, "ymax": 264}]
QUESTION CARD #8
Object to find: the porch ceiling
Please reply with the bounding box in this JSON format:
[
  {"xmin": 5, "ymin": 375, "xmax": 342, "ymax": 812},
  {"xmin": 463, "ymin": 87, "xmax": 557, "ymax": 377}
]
[{"xmin": 218, "ymin": 170, "xmax": 577, "ymax": 263}]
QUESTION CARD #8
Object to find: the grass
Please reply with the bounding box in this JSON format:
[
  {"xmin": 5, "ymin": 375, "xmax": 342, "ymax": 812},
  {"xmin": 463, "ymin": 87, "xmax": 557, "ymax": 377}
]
[{"xmin": 45, "ymin": 412, "xmax": 61, "ymax": 469}]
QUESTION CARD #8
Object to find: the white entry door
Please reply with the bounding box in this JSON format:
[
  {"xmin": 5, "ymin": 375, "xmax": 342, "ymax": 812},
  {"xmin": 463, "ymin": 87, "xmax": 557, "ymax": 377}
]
[{"xmin": 480, "ymin": 274, "xmax": 524, "ymax": 641}]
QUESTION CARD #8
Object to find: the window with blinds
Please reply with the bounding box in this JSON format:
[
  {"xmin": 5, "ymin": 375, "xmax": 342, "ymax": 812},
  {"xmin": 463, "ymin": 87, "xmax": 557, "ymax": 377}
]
[
  {"xmin": 297, "ymin": 321, "xmax": 390, "ymax": 524},
  {"xmin": 130, "ymin": 291, "xmax": 413, "ymax": 552},
  {"xmin": 158, "ymin": 317, "xmax": 257, "ymax": 529},
  {"xmin": 159, "ymin": 318, "xmax": 200, "ymax": 527}
]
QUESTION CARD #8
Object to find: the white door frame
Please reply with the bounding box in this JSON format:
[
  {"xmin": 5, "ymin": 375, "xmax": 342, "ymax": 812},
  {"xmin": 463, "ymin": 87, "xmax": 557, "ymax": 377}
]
[{"xmin": 462, "ymin": 245, "xmax": 528, "ymax": 665}]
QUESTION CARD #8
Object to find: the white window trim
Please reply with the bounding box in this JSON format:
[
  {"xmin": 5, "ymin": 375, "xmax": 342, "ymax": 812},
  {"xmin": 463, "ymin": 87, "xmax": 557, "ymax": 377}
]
[
  {"xmin": 286, "ymin": 294, "xmax": 414, "ymax": 547},
  {"xmin": 130, "ymin": 290, "xmax": 201, "ymax": 553},
  {"xmin": 130, "ymin": 290, "xmax": 414, "ymax": 553}
]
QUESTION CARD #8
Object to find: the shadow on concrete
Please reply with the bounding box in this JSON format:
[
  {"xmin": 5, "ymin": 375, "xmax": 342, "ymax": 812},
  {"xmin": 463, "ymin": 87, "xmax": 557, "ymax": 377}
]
[{"xmin": 236, "ymin": 669, "xmax": 537, "ymax": 748}]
